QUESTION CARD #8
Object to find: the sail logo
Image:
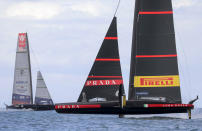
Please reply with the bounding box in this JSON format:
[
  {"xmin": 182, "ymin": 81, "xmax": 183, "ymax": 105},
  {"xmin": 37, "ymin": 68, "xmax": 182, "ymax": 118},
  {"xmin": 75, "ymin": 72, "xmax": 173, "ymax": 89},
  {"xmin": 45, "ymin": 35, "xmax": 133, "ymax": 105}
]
[
  {"xmin": 57, "ymin": 105, "xmax": 80, "ymax": 109},
  {"xmin": 134, "ymin": 75, "xmax": 180, "ymax": 87},
  {"xmin": 16, "ymin": 81, "xmax": 28, "ymax": 84},
  {"xmin": 55, "ymin": 104, "xmax": 101, "ymax": 109},
  {"xmin": 85, "ymin": 80, "xmax": 123, "ymax": 86},
  {"xmin": 140, "ymin": 77, "xmax": 173, "ymax": 86},
  {"xmin": 18, "ymin": 33, "xmax": 26, "ymax": 48}
]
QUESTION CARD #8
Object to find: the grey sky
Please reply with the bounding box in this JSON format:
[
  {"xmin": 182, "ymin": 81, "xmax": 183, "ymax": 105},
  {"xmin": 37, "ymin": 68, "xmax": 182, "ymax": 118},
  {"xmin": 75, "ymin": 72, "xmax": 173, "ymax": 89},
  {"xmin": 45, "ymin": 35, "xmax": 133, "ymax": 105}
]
[{"xmin": 0, "ymin": 0, "xmax": 201, "ymax": 107}]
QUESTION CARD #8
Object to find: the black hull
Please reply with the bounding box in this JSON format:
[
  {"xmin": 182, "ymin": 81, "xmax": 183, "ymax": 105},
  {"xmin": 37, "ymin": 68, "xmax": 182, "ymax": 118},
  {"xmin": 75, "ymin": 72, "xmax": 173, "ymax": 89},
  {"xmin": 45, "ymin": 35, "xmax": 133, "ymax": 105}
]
[
  {"xmin": 56, "ymin": 107, "xmax": 190, "ymax": 115},
  {"xmin": 55, "ymin": 101, "xmax": 194, "ymax": 115},
  {"xmin": 6, "ymin": 104, "xmax": 54, "ymax": 111},
  {"xmin": 33, "ymin": 105, "xmax": 54, "ymax": 111}
]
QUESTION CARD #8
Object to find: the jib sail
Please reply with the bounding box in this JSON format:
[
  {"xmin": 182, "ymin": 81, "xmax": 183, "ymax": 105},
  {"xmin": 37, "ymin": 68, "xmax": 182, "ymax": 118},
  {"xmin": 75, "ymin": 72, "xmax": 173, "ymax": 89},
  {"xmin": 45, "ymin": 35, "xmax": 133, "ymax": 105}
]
[
  {"xmin": 78, "ymin": 17, "xmax": 125, "ymax": 102},
  {"xmin": 35, "ymin": 71, "xmax": 53, "ymax": 105}
]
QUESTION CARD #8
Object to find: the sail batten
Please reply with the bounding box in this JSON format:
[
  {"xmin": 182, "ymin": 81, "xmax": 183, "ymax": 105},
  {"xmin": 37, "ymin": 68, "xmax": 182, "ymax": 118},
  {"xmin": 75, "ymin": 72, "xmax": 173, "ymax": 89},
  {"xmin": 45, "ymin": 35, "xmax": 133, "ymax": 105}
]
[
  {"xmin": 139, "ymin": 11, "xmax": 173, "ymax": 14},
  {"xmin": 128, "ymin": 0, "xmax": 182, "ymax": 103},
  {"xmin": 88, "ymin": 76, "xmax": 122, "ymax": 78},
  {"xmin": 104, "ymin": 37, "xmax": 118, "ymax": 40},
  {"xmin": 77, "ymin": 17, "xmax": 124, "ymax": 102},
  {"xmin": 95, "ymin": 58, "xmax": 120, "ymax": 61},
  {"xmin": 136, "ymin": 54, "xmax": 177, "ymax": 58}
]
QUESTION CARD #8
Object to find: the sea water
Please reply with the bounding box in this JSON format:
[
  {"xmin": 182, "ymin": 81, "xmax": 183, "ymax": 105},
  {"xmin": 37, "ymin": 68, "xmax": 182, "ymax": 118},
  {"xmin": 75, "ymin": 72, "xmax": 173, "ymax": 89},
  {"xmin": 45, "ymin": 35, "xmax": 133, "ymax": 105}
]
[{"xmin": 0, "ymin": 109, "xmax": 202, "ymax": 131}]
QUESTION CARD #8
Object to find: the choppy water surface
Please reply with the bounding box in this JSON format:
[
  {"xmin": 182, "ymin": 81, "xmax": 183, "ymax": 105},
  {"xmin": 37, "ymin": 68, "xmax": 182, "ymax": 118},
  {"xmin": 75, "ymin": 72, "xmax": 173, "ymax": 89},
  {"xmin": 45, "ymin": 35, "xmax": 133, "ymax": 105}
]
[{"xmin": 0, "ymin": 109, "xmax": 202, "ymax": 131}]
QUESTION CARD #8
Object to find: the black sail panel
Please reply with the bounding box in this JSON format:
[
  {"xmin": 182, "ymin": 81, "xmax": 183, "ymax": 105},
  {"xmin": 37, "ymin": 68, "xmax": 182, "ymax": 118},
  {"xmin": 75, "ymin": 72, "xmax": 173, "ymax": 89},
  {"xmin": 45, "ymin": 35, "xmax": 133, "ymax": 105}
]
[
  {"xmin": 128, "ymin": 0, "xmax": 182, "ymax": 103},
  {"xmin": 77, "ymin": 17, "xmax": 124, "ymax": 102}
]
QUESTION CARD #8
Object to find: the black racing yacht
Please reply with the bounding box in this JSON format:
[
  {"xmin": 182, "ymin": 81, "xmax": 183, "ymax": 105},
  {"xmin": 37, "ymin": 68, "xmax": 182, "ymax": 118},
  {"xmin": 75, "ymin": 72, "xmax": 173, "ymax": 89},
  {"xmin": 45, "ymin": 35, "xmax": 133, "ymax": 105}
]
[{"xmin": 55, "ymin": 0, "xmax": 196, "ymax": 119}]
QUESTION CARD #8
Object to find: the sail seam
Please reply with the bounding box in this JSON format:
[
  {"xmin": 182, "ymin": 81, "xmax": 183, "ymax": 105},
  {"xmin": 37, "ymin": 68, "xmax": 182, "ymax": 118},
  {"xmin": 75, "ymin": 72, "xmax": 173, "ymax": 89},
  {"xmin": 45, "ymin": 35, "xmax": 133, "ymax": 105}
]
[
  {"xmin": 88, "ymin": 76, "xmax": 122, "ymax": 78},
  {"xmin": 139, "ymin": 11, "xmax": 173, "ymax": 15},
  {"xmin": 136, "ymin": 54, "xmax": 177, "ymax": 58},
  {"xmin": 104, "ymin": 37, "xmax": 118, "ymax": 40},
  {"xmin": 95, "ymin": 58, "xmax": 120, "ymax": 61}
]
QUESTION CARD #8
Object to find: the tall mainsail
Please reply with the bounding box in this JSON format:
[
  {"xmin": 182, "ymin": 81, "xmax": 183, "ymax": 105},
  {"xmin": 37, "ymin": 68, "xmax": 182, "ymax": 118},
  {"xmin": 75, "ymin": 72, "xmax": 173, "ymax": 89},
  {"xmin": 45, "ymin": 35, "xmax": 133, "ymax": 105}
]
[
  {"xmin": 12, "ymin": 33, "xmax": 33, "ymax": 105},
  {"xmin": 128, "ymin": 0, "xmax": 181, "ymax": 103},
  {"xmin": 77, "ymin": 17, "xmax": 124, "ymax": 102},
  {"xmin": 35, "ymin": 71, "xmax": 53, "ymax": 105}
]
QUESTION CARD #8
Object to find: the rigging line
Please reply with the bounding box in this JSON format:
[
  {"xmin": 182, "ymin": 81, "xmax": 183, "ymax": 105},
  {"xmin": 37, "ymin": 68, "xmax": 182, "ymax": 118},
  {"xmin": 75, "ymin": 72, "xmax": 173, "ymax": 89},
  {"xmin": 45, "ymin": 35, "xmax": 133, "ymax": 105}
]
[
  {"xmin": 114, "ymin": 0, "xmax": 121, "ymax": 16},
  {"xmin": 30, "ymin": 43, "xmax": 41, "ymax": 71},
  {"xmin": 25, "ymin": 31, "xmax": 40, "ymax": 71},
  {"xmin": 176, "ymin": 30, "xmax": 192, "ymax": 100},
  {"xmin": 128, "ymin": 0, "xmax": 137, "ymax": 100}
]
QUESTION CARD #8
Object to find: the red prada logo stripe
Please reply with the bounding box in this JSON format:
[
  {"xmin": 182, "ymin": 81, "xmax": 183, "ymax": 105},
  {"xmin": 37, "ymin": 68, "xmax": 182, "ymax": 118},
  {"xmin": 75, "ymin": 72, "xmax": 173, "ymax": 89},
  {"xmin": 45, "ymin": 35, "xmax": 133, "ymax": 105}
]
[
  {"xmin": 105, "ymin": 37, "xmax": 118, "ymax": 40},
  {"xmin": 88, "ymin": 76, "xmax": 122, "ymax": 78},
  {"xmin": 95, "ymin": 58, "xmax": 120, "ymax": 61},
  {"xmin": 136, "ymin": 54, "xmax": 177, "ymax": 58},
  {"xmin": 55, "ymin": 104, "xmax": 101, "ymax": 109},
  {"xmin": 139, "ymin": 11, "xmax": 173, "ymax": 15},
  {"xmin": 85, "ymin": 80, "xmax": 123, "ymax": 86}
]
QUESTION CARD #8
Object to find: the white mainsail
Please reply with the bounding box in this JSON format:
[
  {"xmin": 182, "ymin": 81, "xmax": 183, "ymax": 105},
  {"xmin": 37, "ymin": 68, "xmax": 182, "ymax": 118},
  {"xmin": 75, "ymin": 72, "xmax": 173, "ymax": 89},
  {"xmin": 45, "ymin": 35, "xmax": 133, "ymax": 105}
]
[{"xmin": 12, "ymin": 33, "xmax": 33, "ymax": 105}]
